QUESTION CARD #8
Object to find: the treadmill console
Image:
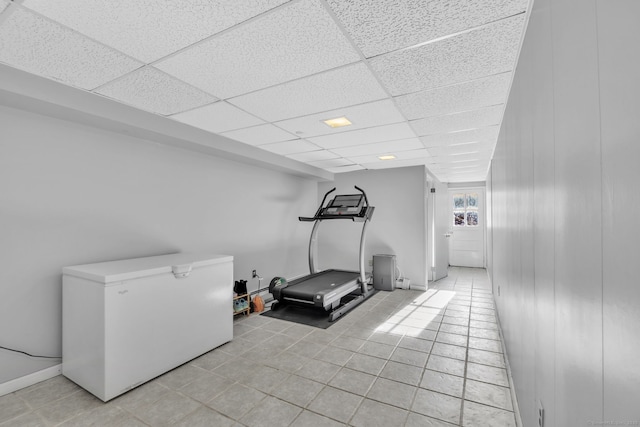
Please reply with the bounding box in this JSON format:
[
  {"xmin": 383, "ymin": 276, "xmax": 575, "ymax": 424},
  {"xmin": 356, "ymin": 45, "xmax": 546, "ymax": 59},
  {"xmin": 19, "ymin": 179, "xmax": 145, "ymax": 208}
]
[
  {"xmin": 323, "ymin": 194, "xmax": 364, "ymax": 216},
  {"xmin": 298, "ymin": 186, "xmax": 373, "ymax": 223}
]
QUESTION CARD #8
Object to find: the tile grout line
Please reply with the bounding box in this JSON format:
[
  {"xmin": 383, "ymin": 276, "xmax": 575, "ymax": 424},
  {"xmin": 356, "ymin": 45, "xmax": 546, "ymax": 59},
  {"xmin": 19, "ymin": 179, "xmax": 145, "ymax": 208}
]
[{"xmin": 458, "ymin": 275, "xmax": 472, "ymax": 426}]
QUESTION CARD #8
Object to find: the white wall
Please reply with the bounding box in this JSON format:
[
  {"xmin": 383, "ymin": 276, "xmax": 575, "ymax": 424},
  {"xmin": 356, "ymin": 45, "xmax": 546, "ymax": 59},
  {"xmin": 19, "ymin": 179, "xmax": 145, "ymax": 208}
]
[
  {"xmin": 0, "ymin": 105, "xmax": 318, "ymax": 384},
  {"xmin": 488, "ymin": 0, "xmax": 640, "ymax": 425},
  {"xmin": 317, "ymin": 166, "xmax": 427, "ymax": 287}
]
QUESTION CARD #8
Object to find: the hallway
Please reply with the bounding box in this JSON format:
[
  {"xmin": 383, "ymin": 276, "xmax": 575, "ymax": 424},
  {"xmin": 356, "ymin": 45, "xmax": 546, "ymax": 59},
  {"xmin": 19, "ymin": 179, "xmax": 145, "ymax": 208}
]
[{"xmin": 0, "ymin": 267, "xmax": 515, "ymax": 426}]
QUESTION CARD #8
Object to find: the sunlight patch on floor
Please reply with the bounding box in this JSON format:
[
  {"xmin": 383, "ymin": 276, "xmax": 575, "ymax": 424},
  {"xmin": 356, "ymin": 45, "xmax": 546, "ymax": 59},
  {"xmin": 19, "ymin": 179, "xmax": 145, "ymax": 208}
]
[{"xmin": 374, "ymin": 289, "xmax": 456, "ymax": 337}]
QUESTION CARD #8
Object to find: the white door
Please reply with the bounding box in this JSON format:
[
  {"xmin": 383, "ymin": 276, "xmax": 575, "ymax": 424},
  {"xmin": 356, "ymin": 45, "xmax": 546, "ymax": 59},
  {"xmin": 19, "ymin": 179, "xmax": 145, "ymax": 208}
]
[
  {"xmin": 449, "ymin": 189, "xmax": 485, "ymax": 268},
  {"xmin": 427, "ymin": 181, "xmax": 449, "ymax": 281}
]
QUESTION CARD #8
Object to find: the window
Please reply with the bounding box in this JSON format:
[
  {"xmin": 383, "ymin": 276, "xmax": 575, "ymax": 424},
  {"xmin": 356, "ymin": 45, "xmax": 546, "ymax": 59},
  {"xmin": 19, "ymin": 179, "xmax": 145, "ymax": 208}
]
[{"xmin": 453, "ymin": 192, "xmax": 479, "ymax": 227}]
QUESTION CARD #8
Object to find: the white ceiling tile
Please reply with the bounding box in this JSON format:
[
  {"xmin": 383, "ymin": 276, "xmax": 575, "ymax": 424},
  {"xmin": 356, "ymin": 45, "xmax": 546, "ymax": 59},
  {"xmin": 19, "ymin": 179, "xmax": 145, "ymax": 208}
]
[
  {"xmin": 221, "ymin": 124, "xmax": 297, "ymax": 146},
  {"xmin": 450, "ymin": 163, "xmax": 484, "ymax": 169},
  {"xmin": 308, "ymin": 158, "xmax": 354, "ymax": 168},
  {"xmin": 286, "ymin": 150, "xmax": 339, "ymax": 162},
  {"xmin": 435, "ymin": 161, "xmax": 479, "ymax": 169},
  {"xmin": 439, "ymin": 151, "xmax": 494, "ymax": 163},
  {"xmin": 424, "ymin": 157, "xmax": 441, "ymax": 165},
  {"xmin": 427, "ymin": 141, "xmax": 496, "ymax": 157},
  {"xmin": 420, "ymin": 126, "xmax": 500, "ymax": 147},
  {"xmin": 361, "ymin": 158, "xmax": 429, "ymax": 170},
  {"xmin": 410, "ymin": 105, "xmax": 504, "ymax": 136},
  {"xmin": 347, "ymin": 153, "xmax": 392, "ymax": 164},
  {"xmin": 447, "ymin": 172, "xmax": 488, "ymax": 183},
  {"xmin": 96, "ymin": 67, "xmax": 217, "ymax": 115},
  {"xmin": 449, "ymin": 163, "xmax": 489, "ymax": 171},
  {"xmin": 228, "ymin": 62, "xmax": 388, "ymax": 122},
  {"xmin": 21, "ymin": 0, "xmax": 289, "ymax": 63},
  {"xmin": 331, "ymin": 138, "xmax": 423, "ymax": 158},
  {"xmin": 430, "ymin": 162, "xmax": 485, "ymax": 170},
  {"xmin": 326, "ymin": 0, "xmax": 528, "ymax": 58},
  {"xmin": 274, "ymin": 99, "xmax": 405, "ymax": 139},
  {"xmin": 0, "ymin": 8, "xmax": 142, "ymax": 90},
  {"xmin": 426, "ymin": 167, "xmax": 450, "ymax": 174},
  {"xmin": 451, "ymin": 168, "xmax": 489, "ymax": 174},
  {"xmin": 309, "ymin": 122, "xmax": 417, "ymax": 149},
  {"xmin": 347, "ymin": 148, "xmax": 429, "ymax": 165},
  {"xmin": 448, "ymin": 178, "xmax": 484, "ymax": 183},
  {"xmin": 450, "ymin": 170, "xmax": 489, "ymax": 177},
  {"xmin": 395, "ymin": 73, "xmax": 512, "ymax": 120},
  {"xmin": 327, "ymin": 164, "xmax": 365, "ymax": 173},
  {"xmin": 396, "ymin": 149, "xmax": 431, "ymax": 160},
  {"xmin": 448, "ymin": 141, "xmax": 496, "ymax": 153},
  {"xmin": 170, "ymin": 102, "xmax": 264, "ymax": 134},
  {"xmin": 449, "ymin": 169, "xmax": 486, "ymax": 176},
  {"xmin": 450, "ymin": 172, "xmax": 486, "ymax": 178},
  {"xmin": 258, "ymin": 139, "xmax": 320, "ymax": 155},
  {"xmin": 426, "ymin": 147, "xmax": 449, "ymax": 157},
  {"xmin": 370, "ymin": 15, "xmax": 525, "ymax": 96},
  {"xmin": 427, "ymin": 160, "xmax": 484, "ymax": 168},
  {"xmin": 156, "ymin": 0, "xmax": 360, "ymax": 99}
]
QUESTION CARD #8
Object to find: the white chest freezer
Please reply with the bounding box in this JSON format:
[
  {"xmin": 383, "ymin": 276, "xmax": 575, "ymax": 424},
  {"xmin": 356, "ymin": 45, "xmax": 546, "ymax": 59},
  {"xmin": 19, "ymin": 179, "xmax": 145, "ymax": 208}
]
[{"xmin": 62, "ymin": 253, "xmax": 233, "ymax": 401}]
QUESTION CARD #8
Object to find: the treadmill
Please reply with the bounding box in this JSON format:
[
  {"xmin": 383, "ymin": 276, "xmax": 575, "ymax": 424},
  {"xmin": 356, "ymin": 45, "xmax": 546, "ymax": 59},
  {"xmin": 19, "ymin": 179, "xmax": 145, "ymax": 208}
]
[{"xmin": 270, "ymin": 186, "xmax": 375, "ymax": 322}]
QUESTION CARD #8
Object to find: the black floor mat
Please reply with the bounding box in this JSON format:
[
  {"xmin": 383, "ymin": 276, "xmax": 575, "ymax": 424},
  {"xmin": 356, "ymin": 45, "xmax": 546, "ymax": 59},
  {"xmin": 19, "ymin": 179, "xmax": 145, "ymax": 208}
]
[
  {"xmin": 260, "ymin": 290, "xmax": 377, "ymax": 329},
  {"xmin": 260, "ymin": 304, "xmax": 336, "ymax": 329}
]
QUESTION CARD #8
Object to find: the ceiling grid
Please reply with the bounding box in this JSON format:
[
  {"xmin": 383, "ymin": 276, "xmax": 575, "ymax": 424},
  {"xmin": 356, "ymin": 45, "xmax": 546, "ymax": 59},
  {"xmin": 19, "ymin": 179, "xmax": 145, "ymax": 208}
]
[{"xmin": 0, "ymin": 0, "xmax": 530, "ymax": 182}]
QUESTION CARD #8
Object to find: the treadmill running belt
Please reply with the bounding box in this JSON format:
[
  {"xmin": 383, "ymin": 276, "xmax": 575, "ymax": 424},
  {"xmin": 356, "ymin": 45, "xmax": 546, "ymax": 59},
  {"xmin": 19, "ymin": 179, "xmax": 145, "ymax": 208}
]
[{"xmin": 284, "ymin": 270, "xmax": 360, "ymax": 300}]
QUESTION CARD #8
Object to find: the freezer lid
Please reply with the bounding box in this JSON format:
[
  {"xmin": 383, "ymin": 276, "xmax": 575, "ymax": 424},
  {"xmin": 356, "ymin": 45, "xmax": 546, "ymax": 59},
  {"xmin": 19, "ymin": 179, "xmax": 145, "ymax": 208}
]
[{"xmin": 62, "ymin": 253, "xmax": 233, "ymax": 284}]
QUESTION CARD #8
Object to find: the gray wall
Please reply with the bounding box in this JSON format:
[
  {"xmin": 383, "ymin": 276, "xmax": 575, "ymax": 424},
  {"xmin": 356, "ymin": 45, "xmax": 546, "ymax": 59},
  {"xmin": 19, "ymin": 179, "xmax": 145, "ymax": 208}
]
[
  {"xmin": 318, "ymin": 167, "xmax": 427, "ymax": 287},
  {"xmin": 0, "ymin": 105, "xmax": 318, "ymax": 384},
  {"xmin": 488, "ymin": 0, "xmax": 640, "ymax": 425}
]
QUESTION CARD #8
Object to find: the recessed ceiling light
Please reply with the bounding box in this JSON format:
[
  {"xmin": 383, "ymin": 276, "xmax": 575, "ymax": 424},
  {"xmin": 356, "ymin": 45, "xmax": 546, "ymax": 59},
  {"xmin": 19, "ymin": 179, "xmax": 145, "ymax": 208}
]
[
  {"xmin": 322, "ymin": 116, "xmax": 352, "ymax": 128},
  {"xmin": 378, "ymin": 155, "xmax": 396, "ymax": 160}
]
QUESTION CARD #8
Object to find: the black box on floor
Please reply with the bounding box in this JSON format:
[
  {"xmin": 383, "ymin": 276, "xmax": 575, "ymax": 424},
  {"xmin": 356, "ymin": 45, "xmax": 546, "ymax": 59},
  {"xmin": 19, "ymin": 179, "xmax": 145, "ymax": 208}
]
[{"xmin": 373, "ymin": 254, "xmax": 396, "ymax": 291}]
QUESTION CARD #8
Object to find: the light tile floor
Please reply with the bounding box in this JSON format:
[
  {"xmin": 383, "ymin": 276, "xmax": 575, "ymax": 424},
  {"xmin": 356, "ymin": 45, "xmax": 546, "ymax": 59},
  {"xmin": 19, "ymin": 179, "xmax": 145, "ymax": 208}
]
[{"xmin": 0, "ymin": 267, "xmax": 517, "ymax": 426}]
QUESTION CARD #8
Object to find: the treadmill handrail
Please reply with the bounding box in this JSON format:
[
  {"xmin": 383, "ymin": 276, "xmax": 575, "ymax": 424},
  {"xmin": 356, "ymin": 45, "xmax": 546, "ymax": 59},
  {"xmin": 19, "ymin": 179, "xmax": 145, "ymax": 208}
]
[
  {"xmin": 354, "ymin": 185, "xmax": 369, "ymax": 208},
  {"xmin": 315, "ymin": 187, "xmax": 336, "ymax": 218}
]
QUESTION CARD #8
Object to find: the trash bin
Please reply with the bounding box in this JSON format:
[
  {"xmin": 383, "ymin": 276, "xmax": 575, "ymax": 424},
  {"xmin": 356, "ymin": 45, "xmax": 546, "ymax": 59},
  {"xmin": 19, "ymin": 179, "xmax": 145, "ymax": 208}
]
[{"xmin": 373, "ymin": 254, "xmax": 396, "ymax": 291}]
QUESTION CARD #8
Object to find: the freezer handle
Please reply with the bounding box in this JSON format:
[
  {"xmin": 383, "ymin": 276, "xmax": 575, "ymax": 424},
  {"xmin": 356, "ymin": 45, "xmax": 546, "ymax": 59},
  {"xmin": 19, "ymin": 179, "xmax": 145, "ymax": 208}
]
[{"xmin": 172, "ymin": 264, "xmax": 192, "ymax": 278}]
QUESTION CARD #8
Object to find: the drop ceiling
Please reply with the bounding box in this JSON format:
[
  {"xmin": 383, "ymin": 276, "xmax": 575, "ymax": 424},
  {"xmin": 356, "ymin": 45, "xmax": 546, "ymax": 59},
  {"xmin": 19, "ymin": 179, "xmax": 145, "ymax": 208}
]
[{"xmin": 0, "ymin": 0, "xmax": 529, "ymax": 182}]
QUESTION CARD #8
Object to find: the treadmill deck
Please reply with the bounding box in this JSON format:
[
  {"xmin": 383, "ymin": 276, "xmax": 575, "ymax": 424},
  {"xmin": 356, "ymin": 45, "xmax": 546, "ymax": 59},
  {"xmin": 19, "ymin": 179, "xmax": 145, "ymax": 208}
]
[{"xmin": 284, "ymin": 269, "xmax": 360, "ymax": 301}]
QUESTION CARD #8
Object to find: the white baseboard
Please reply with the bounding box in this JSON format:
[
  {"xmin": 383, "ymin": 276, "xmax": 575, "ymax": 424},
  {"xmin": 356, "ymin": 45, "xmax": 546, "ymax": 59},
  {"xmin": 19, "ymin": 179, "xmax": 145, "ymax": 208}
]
[
  {"xmin": 0, "ymin": 364, "xmax": 62, "ymax": 397},
  {"xmin": 409, "ymin": 283, "xmax": 427, "ymax": 291}
]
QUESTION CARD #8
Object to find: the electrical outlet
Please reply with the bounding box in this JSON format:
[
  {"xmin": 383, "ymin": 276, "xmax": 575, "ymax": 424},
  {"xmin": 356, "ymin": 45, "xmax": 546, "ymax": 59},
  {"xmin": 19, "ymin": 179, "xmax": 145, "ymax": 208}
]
[
  {"xmin": 537, "ymin": 400, "xmax": 544, "ymax": 427},
  {"xmin": 368, "ymin": 259, "xmax": 373, "ymax": 267}
]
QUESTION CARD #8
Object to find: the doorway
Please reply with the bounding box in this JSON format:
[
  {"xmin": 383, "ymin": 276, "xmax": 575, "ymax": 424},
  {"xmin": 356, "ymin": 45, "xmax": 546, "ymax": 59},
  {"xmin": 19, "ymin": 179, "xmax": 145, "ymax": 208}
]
[{"xmin": 448, "ymin": 188, "xmax": 485, "ymax": 268}]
